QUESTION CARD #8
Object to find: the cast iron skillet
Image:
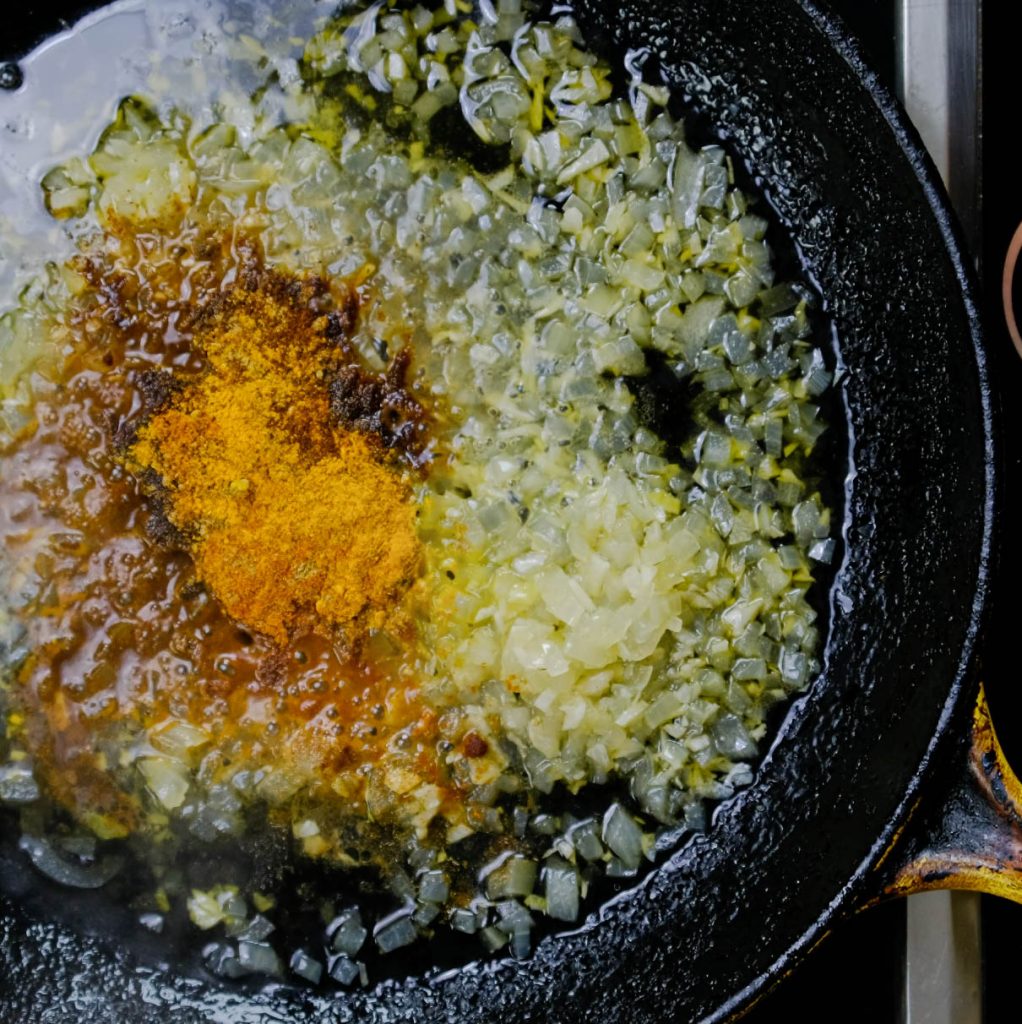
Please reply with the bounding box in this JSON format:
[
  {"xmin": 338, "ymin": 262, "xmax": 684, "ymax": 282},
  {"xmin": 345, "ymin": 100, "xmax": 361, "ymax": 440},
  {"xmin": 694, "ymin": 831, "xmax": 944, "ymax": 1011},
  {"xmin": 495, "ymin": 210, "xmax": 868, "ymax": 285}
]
[{"xmin": 0, "ymin": 1, "xmax": 1015, "ymax": 1021}]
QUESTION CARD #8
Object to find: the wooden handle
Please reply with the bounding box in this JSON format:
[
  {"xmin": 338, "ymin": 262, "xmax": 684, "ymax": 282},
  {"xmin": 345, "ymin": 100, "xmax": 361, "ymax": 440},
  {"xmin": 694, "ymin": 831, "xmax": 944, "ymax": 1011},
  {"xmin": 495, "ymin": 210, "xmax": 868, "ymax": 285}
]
[{"xmin": 1002, "ymin": 221, "xmax": 1022, "ymax": 360}]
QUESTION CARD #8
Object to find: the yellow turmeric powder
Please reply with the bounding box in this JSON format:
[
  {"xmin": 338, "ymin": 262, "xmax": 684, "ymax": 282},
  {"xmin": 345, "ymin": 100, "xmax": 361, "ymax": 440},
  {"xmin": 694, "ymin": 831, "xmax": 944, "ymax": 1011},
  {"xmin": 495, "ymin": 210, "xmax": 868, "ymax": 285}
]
[{"xmin": 129, "ymin": 273, "xmax": 422, "ymax": 647}]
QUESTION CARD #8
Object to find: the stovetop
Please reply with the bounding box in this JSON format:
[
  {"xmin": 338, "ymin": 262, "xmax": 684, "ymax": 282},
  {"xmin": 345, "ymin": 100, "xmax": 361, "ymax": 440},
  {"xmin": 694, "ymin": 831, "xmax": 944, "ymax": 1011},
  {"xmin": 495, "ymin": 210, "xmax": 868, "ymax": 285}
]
[{"xmin": 745, "ymin": 2, "xmax": 1022, "ymax": 1021}]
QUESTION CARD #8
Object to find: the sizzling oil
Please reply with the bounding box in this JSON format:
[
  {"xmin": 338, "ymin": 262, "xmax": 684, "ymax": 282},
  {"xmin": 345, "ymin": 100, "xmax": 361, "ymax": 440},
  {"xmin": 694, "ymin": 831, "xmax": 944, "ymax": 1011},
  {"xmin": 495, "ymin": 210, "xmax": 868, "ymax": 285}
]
[{"xmin": 0, "ymin": 215, "xmax": 478, "ymax": 849}]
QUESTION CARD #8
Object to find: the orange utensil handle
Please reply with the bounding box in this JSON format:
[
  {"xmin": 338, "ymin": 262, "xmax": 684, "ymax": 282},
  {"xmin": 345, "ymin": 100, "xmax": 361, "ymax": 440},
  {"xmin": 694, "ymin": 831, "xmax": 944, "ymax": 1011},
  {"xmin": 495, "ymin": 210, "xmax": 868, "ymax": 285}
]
[{"xmin": 1002, "ymin": 221, "xmax": 1022, "ymax": 360}]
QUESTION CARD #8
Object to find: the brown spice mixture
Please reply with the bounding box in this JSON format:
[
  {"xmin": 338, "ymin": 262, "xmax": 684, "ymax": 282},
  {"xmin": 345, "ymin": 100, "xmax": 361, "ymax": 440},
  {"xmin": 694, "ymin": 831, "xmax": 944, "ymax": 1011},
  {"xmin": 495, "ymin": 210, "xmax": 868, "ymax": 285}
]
[
  {"xmin": 2, "ymin": 227, "xmax": 473, "ymax": 844},
  {"xmin": 128, "ymin": 266, "xmax": 426, "ymax": 648}
]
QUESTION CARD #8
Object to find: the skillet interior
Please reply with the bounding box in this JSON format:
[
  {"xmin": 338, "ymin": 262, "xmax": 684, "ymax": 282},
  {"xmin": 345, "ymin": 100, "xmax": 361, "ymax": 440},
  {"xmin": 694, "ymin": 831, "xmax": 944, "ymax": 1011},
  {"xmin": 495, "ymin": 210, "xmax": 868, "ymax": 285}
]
[{"xmin": 0, "ymin": 0, "xmax": 993, "ymax": 1021}]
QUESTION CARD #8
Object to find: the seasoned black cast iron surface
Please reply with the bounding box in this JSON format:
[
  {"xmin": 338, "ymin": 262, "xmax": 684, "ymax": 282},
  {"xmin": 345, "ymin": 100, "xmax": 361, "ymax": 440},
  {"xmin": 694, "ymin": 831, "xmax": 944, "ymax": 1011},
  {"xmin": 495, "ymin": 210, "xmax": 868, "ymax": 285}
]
[{"xmin": 0, "ymin": 0, "xmax": 992, "ymax": 1021}]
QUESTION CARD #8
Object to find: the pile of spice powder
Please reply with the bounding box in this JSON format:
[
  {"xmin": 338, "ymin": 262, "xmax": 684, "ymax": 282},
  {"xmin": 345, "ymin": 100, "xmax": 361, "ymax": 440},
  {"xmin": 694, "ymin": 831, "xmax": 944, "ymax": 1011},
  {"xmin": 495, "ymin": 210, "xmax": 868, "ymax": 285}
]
[{"xmin": 128, "ymin": 272, "xmax": 423, "ymax": 648}]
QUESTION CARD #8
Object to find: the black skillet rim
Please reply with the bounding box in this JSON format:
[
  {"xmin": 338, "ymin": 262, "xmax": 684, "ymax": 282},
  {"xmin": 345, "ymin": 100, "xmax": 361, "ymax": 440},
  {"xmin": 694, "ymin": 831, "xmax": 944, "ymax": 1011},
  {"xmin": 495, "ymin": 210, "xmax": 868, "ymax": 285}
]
[
  {"xmin": 703, "ymin": 1, "xmax": 995, "ymax": 1013},
  {"xmin": 562, "ymin": 1, "xmax": 995, "ymax": 1018}
]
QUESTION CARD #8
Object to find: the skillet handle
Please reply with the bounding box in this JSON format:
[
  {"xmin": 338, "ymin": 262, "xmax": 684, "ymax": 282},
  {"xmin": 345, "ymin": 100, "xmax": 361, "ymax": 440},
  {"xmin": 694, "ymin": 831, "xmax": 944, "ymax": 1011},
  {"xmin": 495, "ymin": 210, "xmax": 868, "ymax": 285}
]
[{"xmin": 874, "ymin": 682, "xmax": 1022, "ymax": 903}]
